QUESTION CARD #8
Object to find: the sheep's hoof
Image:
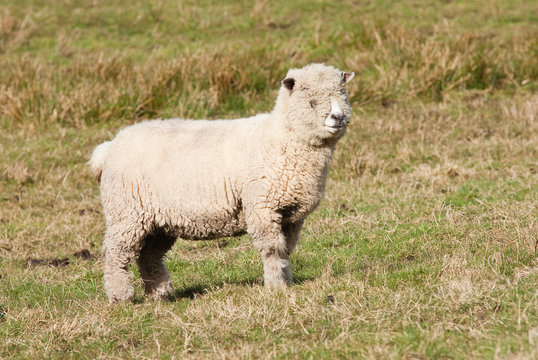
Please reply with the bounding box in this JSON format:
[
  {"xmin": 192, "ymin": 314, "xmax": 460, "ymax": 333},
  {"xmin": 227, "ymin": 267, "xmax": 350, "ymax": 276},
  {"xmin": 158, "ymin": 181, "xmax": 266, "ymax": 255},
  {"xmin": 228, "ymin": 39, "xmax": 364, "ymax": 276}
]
[
  {"xmin": 263, "ymin": 278, "xmax": 291, "ymax": 289},
  {"xmin": 148, "ymin": 293, "xmax": 174, "ymax": 302},
  {"xmin": 107, "ymin": 287, "xmax": 135, "ymax": 303},
  {"xmin": 146, "ymin": 282, "xmax": 174, "ymax": 301}
]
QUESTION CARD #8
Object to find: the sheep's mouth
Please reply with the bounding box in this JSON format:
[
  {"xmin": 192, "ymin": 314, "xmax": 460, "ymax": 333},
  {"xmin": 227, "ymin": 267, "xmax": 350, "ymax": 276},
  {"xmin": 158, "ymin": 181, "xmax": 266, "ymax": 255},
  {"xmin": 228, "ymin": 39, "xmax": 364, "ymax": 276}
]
[
  {"xmin": 324, "ymin": 114, "xmax": 347, "ymax": 133},
  {"xmin": 325, "ymin": 124, "xmax": 346, "ymax": 133}
]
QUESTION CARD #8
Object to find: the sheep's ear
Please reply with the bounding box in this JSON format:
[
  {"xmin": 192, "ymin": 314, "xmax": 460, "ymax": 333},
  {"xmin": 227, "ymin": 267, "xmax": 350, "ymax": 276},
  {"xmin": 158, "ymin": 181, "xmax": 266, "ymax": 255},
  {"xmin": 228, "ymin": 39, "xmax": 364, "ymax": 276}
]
[
  {"xmin": 282, "ymin": 77, "xmax": 295, "ymax": 91},
  {"xmin": 341, "ymin": 72, "xmax": 354, "ymax": 84}
]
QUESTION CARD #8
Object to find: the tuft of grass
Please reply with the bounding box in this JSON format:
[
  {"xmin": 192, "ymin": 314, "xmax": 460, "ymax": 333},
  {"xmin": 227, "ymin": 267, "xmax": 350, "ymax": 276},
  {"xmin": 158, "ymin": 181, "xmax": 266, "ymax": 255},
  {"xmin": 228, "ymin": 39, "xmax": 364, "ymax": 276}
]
[{"xmin": 1, "ymin": 0, "xmax": 537, "ymax": 359}]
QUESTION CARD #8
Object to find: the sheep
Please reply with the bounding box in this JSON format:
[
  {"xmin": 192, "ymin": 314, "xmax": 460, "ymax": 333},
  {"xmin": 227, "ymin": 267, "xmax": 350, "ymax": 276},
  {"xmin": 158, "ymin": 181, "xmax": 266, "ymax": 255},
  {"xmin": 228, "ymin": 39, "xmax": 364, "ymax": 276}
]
[{"xmin": 89, "ymin": 63, "xmax": 354, "ymax": 302}]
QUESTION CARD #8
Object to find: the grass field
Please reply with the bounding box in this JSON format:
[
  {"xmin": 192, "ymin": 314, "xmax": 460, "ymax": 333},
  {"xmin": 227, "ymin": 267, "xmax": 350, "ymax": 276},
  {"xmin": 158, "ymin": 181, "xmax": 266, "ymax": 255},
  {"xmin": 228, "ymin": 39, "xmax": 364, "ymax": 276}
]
[{"xmin": 1, "ymin": 0, "xmax": 537, "ymax": 358}]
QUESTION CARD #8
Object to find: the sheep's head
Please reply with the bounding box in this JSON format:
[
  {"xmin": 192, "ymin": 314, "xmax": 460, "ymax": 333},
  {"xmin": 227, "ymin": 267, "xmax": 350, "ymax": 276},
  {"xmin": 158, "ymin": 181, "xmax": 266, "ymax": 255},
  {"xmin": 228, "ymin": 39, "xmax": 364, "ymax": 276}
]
[{"xmin": 278, "ymin": 63, "xmax": 354, "ymax": 146}]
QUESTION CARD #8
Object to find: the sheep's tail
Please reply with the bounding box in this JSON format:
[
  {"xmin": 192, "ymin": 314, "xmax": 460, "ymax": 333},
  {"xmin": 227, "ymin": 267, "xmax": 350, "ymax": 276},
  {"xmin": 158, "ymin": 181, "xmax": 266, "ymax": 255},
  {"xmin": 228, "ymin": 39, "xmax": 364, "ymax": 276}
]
[{"xmin": 88, "ymin": 141, "xmax": 112, "ymax": 183}]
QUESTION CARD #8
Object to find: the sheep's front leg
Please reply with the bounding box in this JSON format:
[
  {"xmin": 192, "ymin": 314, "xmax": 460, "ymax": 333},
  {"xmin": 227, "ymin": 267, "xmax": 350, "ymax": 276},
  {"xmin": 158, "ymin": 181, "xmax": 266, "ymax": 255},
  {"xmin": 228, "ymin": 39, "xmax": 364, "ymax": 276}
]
[
  {"xmin": 249, "ymin": 214, "xmax": 293, "ymax": 287},
  {"xmin": 282, "ymin": 221, "xmax": 303, "ymax": 258},
  {"xmin": 258, "ymin": 235, "xmax": 292, "ymax": 288}
]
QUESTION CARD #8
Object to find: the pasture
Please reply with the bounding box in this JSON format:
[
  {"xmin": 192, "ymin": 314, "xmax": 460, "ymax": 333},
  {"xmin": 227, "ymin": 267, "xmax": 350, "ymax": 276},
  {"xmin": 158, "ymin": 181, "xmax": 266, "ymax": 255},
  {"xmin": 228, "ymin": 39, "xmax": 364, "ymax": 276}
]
[{"xmin": 0, "ymin": 0, "xmax": 537, "ymax": 358}]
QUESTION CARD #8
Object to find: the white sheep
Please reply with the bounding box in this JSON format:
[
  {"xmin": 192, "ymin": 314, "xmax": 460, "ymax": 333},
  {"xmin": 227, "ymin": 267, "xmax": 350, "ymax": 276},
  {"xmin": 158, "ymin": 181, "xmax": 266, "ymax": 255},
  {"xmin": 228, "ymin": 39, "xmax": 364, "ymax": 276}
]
[{"xmin": 89, "ymin": 63, "xmax": 354, "ymax": 302}]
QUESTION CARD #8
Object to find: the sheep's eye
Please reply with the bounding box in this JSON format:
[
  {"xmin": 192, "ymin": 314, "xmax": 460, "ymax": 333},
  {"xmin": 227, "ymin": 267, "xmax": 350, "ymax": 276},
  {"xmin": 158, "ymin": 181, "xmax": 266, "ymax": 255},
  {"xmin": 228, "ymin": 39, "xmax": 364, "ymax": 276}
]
[{"xmin": 309, "ymin": 100, "xmax": 317, "ymax": 108}]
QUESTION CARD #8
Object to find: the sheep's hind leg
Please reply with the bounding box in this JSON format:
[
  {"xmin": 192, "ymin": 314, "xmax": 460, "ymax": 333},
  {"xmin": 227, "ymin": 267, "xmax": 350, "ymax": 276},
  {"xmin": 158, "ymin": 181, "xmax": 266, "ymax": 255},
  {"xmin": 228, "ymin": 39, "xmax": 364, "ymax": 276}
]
[
  {"xmin": 103, "ymin": 227, "xmax": 143, "ymax": 303},
  {"xmin": 137, "ymin": 229, "xmax": 177, "ymax": 300}
]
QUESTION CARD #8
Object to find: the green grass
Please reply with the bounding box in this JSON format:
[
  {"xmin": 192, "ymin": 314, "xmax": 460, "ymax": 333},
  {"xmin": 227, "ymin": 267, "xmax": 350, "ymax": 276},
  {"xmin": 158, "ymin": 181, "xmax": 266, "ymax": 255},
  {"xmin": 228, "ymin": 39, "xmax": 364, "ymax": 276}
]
[{"xmin": 1, "ymin": 0, "xmax": 537, "ymax": 358}]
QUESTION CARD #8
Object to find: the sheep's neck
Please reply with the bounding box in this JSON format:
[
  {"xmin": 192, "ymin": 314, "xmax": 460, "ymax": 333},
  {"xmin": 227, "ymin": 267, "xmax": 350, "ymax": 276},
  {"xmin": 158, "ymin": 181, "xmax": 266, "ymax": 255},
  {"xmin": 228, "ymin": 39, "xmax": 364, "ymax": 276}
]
[
  {"xmin": 263, "ymin": 138, "xmax": 333, "ymax": 223},
  {"xmin": 276, "ymin": 135, "xmax": 334, "ymax": 185}
]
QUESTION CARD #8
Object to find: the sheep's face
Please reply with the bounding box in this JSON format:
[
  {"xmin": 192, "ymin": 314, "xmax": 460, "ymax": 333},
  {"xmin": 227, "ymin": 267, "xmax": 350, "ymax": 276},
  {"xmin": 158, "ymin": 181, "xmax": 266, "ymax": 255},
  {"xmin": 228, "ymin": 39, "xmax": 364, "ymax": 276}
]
[{"xmin": 281, "ymin": 64, "xmax": 354, "ymax": 145}]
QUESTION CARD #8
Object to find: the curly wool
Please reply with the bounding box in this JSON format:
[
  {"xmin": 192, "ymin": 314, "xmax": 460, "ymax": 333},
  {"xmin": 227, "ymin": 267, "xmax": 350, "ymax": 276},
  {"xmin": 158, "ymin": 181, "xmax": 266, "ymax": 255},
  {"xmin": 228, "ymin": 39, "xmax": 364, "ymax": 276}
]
[{"xmin": 89, "ymin": 63, "xmax": 354, "ymax": 302}]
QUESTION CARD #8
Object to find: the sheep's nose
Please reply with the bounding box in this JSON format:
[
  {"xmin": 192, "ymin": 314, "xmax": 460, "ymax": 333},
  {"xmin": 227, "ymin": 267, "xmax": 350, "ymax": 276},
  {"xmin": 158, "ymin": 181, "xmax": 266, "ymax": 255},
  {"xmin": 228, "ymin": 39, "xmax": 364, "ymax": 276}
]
[
  {"xmin": 331, "ymin": 113, "xmax": 346, "ymax": 126},
  {"xmin": 331, "ymin": 113, "xmax": 344, "ymax": 121}
]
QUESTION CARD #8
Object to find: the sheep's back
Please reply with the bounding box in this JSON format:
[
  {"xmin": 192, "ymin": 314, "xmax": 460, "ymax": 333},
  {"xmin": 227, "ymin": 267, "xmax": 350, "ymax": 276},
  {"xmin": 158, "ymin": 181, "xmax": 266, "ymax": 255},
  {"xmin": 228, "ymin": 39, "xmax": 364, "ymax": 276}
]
[{"xmin": 99, "ymin": 118, "xmax": 264, "ymax": 237}]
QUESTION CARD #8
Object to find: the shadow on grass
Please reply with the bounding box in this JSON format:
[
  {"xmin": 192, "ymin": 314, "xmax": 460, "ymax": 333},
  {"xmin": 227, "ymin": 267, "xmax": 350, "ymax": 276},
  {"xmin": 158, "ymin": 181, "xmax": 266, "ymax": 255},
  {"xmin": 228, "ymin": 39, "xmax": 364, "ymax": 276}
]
[
  {"xmin": 171, "ymin": 273, "xmax": 318, "ymax": 301},
  {"xmin": 292, "ymin": 274, "xmax": 318, "ymax": 285},
  {"xmin": 171, "ymin": 277, "xmax": 262, "ymax": 301},
  {"xmin": 172, "ymin": 284, "xmax": 211, "ymax": 300}
]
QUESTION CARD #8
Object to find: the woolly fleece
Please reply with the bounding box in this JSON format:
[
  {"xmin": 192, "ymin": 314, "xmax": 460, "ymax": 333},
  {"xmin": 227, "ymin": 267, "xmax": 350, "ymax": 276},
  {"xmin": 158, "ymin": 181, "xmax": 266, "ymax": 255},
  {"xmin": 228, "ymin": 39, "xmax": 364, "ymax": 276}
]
[{"xmin": 90, "ymin": 63, "xmax": 353, "ymax": 302}]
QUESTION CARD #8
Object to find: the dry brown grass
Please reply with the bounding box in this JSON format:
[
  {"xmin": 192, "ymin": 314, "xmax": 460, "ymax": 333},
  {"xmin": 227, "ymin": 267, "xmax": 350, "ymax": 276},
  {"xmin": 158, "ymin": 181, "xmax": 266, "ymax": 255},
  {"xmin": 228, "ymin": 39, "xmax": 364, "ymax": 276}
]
[
  {"xmin": 0, "ymin": 5, "xmax": 536, "ymax": 130},
  {"xmin": 2, "ymin": 92, "xmax": 536, "ymax": 358},
  {"xmin": 1, "ymin": 0, "xmax": 537, "ymax": 358}
]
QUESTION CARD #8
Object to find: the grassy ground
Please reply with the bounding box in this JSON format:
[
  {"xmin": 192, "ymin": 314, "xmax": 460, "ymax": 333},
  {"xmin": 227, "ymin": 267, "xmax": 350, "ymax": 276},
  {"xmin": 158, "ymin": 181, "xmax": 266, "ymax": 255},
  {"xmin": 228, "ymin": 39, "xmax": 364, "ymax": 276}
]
[{"xmin": 1, "ymin": 0, "xmax": 537, "ymax": 358}]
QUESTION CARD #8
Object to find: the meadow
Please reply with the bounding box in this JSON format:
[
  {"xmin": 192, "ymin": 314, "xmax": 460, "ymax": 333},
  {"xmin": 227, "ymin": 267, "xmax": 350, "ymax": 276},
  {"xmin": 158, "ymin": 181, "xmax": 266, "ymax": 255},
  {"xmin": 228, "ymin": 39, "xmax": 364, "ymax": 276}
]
[{"xmin": 0, "ymin": 0, "xmax": 537, "ymax": 358}]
